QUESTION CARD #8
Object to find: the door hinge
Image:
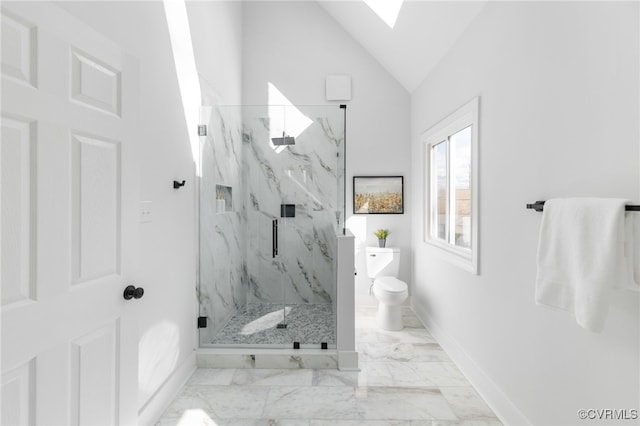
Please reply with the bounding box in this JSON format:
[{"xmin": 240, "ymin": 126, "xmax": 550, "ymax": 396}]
[
  {"xmin": 197, "ymin": 125, "xmax": 207, "ymax": 136},
  {"xmin": 197, "ymin": 316, "xmax": 207, "ymax": 328}
]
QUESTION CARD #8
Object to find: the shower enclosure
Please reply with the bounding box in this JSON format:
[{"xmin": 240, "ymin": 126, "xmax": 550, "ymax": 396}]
[{"xmin": 198, "ymin": 103, "xmax": 345, "ymax": 349}]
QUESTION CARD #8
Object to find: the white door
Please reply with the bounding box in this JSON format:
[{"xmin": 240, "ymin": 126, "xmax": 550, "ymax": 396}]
[{"xmin": 1, "ymin": 2, "xmax": 140, "ymax": 425}]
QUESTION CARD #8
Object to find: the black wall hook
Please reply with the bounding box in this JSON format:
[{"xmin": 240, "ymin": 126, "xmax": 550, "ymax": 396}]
[{"xmin": 173, "ymin": 180, "xmax": 186, "ymax": 189}]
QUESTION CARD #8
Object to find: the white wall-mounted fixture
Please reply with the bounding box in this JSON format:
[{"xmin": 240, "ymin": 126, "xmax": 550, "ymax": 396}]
[{"xmin": 326, "ymin": 75, "xmax": 352, "ymax": 101}]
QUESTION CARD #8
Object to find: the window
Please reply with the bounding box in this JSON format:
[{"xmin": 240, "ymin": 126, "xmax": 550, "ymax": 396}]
[{"xmin": 423, "ymin": 97, "xmax": 478, "ymax": 274}]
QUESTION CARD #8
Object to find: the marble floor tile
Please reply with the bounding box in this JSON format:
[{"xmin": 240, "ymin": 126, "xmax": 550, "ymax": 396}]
[
  {"xmin": 362, "ymin": 360, "xmax": 472, "ymax": 388},
  {"xmin": 186, "ymin": 368, "xmax": 236, "ymax": 386},
  {"xmin": 359, "ymin": 342, "xmax": 416, "ymax": 362},
  {"xmin": 157, "ymin": 305, "xmax": 501, "ymax": 426},
  {"xmin": 355, "ymin": 305, "xmax": 423, "ymax": 329},
  {"xmin": 411, "ymin": 362, "xmax": 470, "ymax": 387},
  {"xmin": 363, "ymin": 362, "xmax": 437, "ymax": 387},
  {"xmin": 157, "ymin": 415, "xmax": 289, "ymax": 426},
  {"xmin": 427, "ymin": 421, "xmax": 504, "ymax": 426},
  {"xmin": 161, "ymin": 385, "xmax": 269, "ymax": 420},
  {"xmin": 356, "ymin": 387, "xmax": 458, "ymax": 421},
  {"xmin": 438, "ymin": 387, "xmax": 500, "ymax": 421},
  {"xmin": 263, "ymin": 386, "xmax": 358, "ymax": 420},
  {"xmin": 311, "ymin": 369, "xmax": 363, "ymax": 387},
  {"xmin": 375, "ymin": 328, "xmax": 437, "ymax": 344},
  {"xmin": 355, "ymin": 328, "xmax": 380, "ymax": 344},
  {"xmin": 155, "ymin": 411, "xmax": 214, "ymax": 426},
  {"xmin": 231, "ymin": 368, "xmax": 313, "ymax": 386},
  {"xmin": 410, "ymin": 343, "xmax": 451, "ymax": 362},
  {"xmin": 359, "ymin": 342, "xmax": 449, "ymax": 363},
  {"xmin": 311, "ymin": 421, "xmax": 410, "ymax": 426},
  {"xmin": 357, "ymin": 328, "xmax": 437, "ymax": 344},
  {"xmin": 401, "ymin": 312, "xmax": 425, "ymax": 329}
]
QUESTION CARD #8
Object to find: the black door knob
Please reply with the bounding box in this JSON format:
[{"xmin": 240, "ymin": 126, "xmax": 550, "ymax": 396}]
[{"xmin": 123, "ymin": 285, "xmax": 144, "ymax": 300}]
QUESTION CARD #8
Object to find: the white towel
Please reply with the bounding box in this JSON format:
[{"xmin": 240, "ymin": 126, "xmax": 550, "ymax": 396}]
[{"xmin": 535, "ymin": 198, "xmax": 630, "ymax": 332}]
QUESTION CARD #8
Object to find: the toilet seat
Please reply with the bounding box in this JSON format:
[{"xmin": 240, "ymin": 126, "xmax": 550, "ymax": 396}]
[{"xmin": 375, "ymin": 276, "xmax": 408, "ymax": 293}]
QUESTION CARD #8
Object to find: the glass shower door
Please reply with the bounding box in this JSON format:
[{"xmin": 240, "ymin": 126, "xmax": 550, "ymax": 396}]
[
  {"xmin": 198, "ymin": 103, "xmax": 344, "ymax": 349},
  {"xmin": 243, "ymin": 105, "xmax": 290, "ymax": 345},
  {"xmin": 244, "ymin": 104, "xmax": 344, "ymax": 348}
]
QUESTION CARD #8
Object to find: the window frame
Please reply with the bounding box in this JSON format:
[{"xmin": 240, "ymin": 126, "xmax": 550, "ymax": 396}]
[{"xmin": 422, "ymin": 97, "xmax": 479, "ymax": 274}]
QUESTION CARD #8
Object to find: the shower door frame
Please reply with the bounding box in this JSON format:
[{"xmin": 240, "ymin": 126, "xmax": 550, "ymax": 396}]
[{"xmin": 196, "ymin": 104, "xmax": 346, "ymax": 350}]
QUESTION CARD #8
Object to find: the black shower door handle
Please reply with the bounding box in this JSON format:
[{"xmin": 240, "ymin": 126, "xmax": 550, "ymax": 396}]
[{"xmin": 272, "ymin": 219, "xmax": 278, "ymax": 258}]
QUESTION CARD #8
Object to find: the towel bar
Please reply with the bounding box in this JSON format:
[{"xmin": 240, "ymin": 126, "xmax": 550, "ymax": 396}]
[{"xmin": 526, "ymin": 200, "xmax": 640, "ymax": 212}]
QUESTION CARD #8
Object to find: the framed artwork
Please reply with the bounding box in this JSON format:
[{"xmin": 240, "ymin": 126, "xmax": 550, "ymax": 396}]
[{"xmin": 353, "ymin": 176, "xmax": 404, "ymax": 214}]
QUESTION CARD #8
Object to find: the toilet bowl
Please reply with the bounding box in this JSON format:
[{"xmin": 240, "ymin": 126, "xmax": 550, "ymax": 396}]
[
  {"xmin": 372, "ymin": 276, "xmax": 409, "ymax": 331},
  {"xmin": 365, "ymin": 247, "xmax": 409, "ymax": 331}
]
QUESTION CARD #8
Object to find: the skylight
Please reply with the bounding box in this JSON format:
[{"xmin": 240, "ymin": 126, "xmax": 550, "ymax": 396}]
[
  {"xmin": 363, "ymin": 0, "xmax": 404, "ymax": 28},
  {"xmin": 163, "ymin": 0, "xmax": 201, "ymax": 174}
]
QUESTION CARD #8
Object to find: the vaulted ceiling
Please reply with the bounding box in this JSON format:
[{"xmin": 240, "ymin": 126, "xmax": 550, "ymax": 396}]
[{"xmin": 317, "ymin": 1, "xmax": 488, "ymax": 93}]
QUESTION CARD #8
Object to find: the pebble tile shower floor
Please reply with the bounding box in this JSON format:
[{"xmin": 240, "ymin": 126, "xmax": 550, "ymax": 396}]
[
  {"xmin": 210, "ymin": 304, "xmax": 335, "ymax": 346},
  {"xmin": 158, "ymin": 306, "xmax": 502, "ymax": 425}
]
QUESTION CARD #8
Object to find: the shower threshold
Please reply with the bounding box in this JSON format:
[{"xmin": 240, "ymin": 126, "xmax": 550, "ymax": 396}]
[{"xmin": 196, "ymin": 346, "xmax": 339, "ymax": 369}]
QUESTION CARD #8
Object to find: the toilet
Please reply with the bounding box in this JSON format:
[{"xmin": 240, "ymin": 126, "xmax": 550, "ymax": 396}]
[{"xmin": 365, "ymin": 247, "xmax": 409, "ymax": 331}]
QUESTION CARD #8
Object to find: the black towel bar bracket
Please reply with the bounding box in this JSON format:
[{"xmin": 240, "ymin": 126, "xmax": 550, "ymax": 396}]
[{"xmin": 526, "ymin": 200, "xmax": 640, "ymax": 212}]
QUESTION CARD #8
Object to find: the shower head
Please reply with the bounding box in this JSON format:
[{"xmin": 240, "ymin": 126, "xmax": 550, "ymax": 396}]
[{"xmin": 271, "ymin": 133, "xmax": 295, "ymax": 146}]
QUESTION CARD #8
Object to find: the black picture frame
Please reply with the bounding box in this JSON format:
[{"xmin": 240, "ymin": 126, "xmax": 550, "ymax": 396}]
[{"xmin": 353, "ymin": 176, "xmax": 404, "ymax": 214}]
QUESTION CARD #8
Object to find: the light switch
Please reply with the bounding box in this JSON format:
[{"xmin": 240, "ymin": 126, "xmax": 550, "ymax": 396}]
[{"xmin": 140, "ymin": 201, "xmax": 152, "ymax": 223}]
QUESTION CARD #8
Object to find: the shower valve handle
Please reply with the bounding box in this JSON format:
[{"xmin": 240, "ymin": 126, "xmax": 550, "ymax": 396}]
[
  {"xmin": 272, "ymin": 219, "xmax": 278, "ymax": 258},
  {"xmin": 123, "ymin": 285, "xmax": 144, "ymax": 300}
]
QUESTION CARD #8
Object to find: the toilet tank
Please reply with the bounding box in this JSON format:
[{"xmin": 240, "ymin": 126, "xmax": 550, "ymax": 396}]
[{"xmin": 365, "ymin": 247, "xmax": 400, "ymax": 279}]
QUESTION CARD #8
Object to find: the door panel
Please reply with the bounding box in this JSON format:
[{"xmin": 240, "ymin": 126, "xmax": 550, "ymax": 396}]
[
  {"xmin": 71, "ymin": 132, "xmax": 120, "ymax": 284},
  {"xmin": 1, "ymin": 359, "xmax": 35, "ymax": 425},
  {"xmin": 0, "ymin": 9, "xmax": 37, "ymax": 87},
  {"xmin": 70, "ymin": 322, "xmax": 119, "ymax": 425},
  {"xmin": 1, "ymin": 2, "xmax": 138, "ymax": 425},
  {"xmin": 70, "ymin": 47, "xmax": 121, "ymax": 116},
  {"xmin": 0, "ymin": 116, "xmax": 35, "ymax": 307}
]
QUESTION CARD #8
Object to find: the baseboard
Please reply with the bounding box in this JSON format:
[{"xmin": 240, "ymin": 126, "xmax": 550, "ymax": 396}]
[
  {"xmin": 338, "ymin": 350, "xmax": 360, "ymax": 371},
  {"xmin": 137, "ymin": 351, "xmax": 197, "ymax": 426},
  {"xmin": 410, "ymin": 301, "xmax": 530, "ymax": 426}
]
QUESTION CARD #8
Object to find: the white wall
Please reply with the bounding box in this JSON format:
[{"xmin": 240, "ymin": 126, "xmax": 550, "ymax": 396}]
[
  {"xmin": 411, "ymin": 2, "xmax": 639, "ymax": 425},
  {"xmin": 57, "ymin": 1, "xmax": 242, "ymax": 423},
  {"xmin": 242, "ymin": 1, "xmax": 411, "ymax": 305},
  {"xmin": 187, "ymin": 1, "xmax": 242, "ymax": 105}
]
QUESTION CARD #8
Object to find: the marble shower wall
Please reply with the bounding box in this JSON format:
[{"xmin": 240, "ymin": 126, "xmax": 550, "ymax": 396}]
[
  {"xmin": 242, "ymin": 105, "xmax": 344, "ymax": 307},
  {"xmin": 199, "ymin": 103, "xmax": 247, "ymax": 344}
]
